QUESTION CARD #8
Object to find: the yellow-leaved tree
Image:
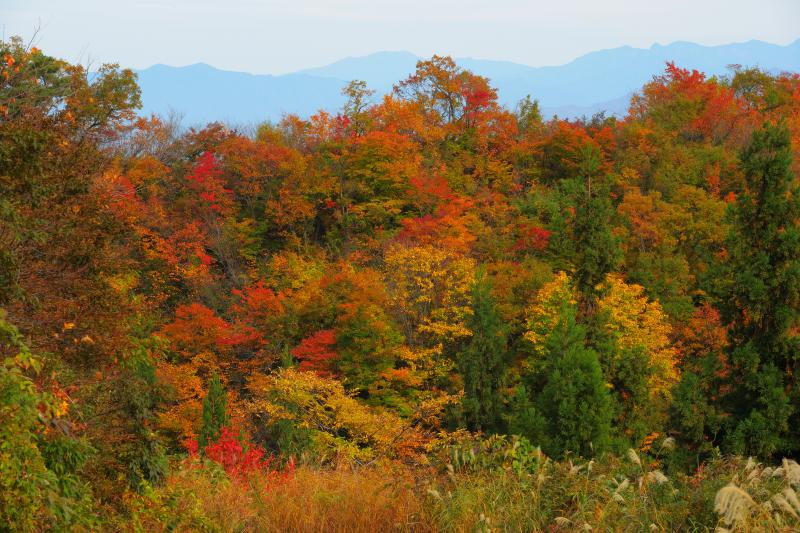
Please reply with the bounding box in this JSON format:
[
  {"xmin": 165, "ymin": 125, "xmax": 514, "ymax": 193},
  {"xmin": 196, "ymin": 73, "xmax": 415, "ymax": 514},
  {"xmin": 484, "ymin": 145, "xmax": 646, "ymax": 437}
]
[
  {"xmin": 523, "ymin": 272, "xmax": 679, "ymax": 445},
  {"xmin": 523, "ymin": 271, "xmax": 576, "ymax": 358},
  {"xmin": 383, "ymin": 244, "xmax": 476, "ymax": 345},
  {"xmin": 382, "ymin": 244, "xmax": 475, "ymax": 388},
  {"xmin": 246, "ymin": 369, "xmax": 449, "ymax": 464},
  {"xmin": 598, "ymin": 274, "xmax": 679, "ymax": 399}
]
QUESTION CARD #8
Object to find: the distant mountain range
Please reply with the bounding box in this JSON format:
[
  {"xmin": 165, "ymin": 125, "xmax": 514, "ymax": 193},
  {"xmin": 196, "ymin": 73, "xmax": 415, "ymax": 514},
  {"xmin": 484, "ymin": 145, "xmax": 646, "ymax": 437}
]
[{"xmin": 133, "ymin": 39, "xmax": 800, "ymax": 126}]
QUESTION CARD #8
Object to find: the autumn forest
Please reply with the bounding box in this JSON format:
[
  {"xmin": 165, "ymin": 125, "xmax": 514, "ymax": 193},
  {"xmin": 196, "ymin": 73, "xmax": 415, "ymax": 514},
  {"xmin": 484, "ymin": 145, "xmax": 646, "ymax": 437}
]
[{"xmin": 2, "ymin": 36, "xmax": 800, "ymax": 531}]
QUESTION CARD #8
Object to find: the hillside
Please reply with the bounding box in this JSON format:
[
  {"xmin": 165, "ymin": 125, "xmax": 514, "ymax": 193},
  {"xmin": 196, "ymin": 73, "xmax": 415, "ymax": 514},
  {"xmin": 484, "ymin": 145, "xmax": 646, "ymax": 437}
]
[{"xmin": 2, "ymin": 36, "xmax": 800, "ymax": 531}]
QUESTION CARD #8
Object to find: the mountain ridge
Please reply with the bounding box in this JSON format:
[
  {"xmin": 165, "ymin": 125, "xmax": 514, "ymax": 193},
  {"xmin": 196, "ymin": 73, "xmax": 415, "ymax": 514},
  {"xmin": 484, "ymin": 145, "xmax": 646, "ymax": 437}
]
[{"xmin": 132, "ymin": 39, "xmax": 800, "ymax": 126}]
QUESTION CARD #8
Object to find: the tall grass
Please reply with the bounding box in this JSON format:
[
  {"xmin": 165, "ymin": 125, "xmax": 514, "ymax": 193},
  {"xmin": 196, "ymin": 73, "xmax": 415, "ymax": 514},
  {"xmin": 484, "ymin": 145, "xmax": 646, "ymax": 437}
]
[
  {"xmin": 121, "ymin": 452, "xmax": 800, "ymax": 532},
  {"xmin": 125, "ymin": 460, "xmax": 432, "ymax": 532}
]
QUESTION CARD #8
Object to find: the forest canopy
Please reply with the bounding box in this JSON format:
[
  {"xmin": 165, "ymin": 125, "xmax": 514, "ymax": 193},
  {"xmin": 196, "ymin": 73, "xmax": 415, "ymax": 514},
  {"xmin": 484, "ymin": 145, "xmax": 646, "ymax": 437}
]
[{"xmin": 1, "ymin": 37, "xmax": 800, "ymax": 530}]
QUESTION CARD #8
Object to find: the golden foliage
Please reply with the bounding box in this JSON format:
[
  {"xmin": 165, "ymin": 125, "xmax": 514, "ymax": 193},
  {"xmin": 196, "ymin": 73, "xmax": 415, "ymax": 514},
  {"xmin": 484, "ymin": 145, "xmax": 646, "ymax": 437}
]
[
  {"xmin": 155, "ymin": 358, "xmax": 205, "ymax": 438},
  {"xmin": 383, "ymin": 244, "xmax": 475, "ymax": 347},
  {"xmin": 523, "ymin": 271, "xmax": 575, "ymax": 356},
  {"xmin": 246, "ymin": 369, "xmax": 435, "ymax": 463},
  {"xmin": 599, "ymin": 274, "xmax": 679, "ymax": 398}
]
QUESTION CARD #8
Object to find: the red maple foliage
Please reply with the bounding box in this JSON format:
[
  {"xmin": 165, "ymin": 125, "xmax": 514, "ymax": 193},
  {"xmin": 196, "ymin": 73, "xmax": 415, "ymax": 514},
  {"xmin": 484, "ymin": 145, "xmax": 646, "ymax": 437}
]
[
  {"xmin": 513, "ymin": 223, "xmax": 552, "ymax": 252},
  {"xmin": 186, "ymin": 151, "xmax": 234, "ymax": 215},
  {"xmin": 291, "ymin": 329, "xmax": 339, "ymax": 376},
  {"xmin": 185, "ymin": 427, "xmax": 296, "ymax": 483}
]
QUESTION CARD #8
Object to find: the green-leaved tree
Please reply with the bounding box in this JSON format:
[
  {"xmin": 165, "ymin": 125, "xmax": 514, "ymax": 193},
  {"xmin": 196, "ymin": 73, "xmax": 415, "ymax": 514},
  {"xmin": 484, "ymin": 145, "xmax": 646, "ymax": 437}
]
[
  {"xmin": 199, "ymin": 371, "xmax": 229, "ymax": 449},
  {"xmin": 720, "ymin": 121, "xmax": 800, "ymax": 457},
  {"xmin": 457, "ymin": 274, "xmax": 509, "ymax": 433}
]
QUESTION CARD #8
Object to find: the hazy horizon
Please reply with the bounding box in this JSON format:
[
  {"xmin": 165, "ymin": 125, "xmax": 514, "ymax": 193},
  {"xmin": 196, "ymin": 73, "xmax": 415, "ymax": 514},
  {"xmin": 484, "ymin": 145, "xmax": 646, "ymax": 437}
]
[
  {"xmin": 127, "ymin": 37, "xmax": 800, "ymax": 75},
  {"xmin": 4, "ymin": 0, "xmax": 799, "ymax": 75}
]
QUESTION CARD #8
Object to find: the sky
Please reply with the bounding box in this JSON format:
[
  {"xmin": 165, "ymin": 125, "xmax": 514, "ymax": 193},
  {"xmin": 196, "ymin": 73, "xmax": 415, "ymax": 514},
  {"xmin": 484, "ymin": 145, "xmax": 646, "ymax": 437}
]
[{"xmin": 4, "ymin": 0, "xmax": 799, "ymax": 74}]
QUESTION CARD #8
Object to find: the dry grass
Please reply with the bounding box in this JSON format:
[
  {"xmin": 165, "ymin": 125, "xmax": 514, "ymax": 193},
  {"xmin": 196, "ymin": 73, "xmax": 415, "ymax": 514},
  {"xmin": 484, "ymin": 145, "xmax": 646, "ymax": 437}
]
[
  {"xmin": 123, "ymin": 453, "xmax": 800, "ymax": 532},
  {"xmin": 127, "ymin": 460, "xmax": 434, "ymax": 532},
  {"xmin": 244, "ymin": 463, "xmax": 430, "ymax": 532}
]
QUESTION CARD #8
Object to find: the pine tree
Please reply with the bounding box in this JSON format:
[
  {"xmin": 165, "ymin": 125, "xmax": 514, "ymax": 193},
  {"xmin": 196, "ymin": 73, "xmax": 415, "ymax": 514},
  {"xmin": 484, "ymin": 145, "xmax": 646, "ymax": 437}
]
[
  {"xmin": 457, "ymin": 273, "xmax": 509, "ymax": 433},
  {"xmin": 573, "ymin": 179, "xmax": 621, "ymax": 317},
  {"xmin": 511, "ymin": 304, "xmax": 612, "ymax": 457},
  {"xmin": 720, "ymin": 121, "xmax": 800, "ymax": 457},
  {"xmin": 117, "ymin": 338, "xmax": 168, "ymax": 489},
  {"xmin": 536, "ymin": 306, "xmax": 612, "ymax": 457},
  {"xmin": 199, "ymin": 371, "xmax": 229, "ymax": 449}
]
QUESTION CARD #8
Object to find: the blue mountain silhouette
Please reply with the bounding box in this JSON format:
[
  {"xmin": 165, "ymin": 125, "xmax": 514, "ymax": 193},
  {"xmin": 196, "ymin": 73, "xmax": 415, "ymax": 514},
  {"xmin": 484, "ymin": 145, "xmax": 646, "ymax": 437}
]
[{"xmin": 134, "ymin": 39, "xmax": 800, "ymax": 126}]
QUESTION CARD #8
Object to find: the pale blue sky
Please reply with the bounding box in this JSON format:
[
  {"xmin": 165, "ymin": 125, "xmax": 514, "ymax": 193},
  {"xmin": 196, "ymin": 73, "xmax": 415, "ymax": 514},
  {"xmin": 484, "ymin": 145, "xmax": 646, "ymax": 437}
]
[{"xmin": 4, "ymin": 0, "xmax": 799, "ymax": 74}]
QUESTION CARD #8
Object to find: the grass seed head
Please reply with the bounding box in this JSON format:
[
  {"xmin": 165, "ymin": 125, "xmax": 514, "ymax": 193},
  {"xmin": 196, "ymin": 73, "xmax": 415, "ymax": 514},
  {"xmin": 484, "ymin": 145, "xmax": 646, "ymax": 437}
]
[{"xmin": 714, "ymin": 484, "xmax": 754, "ymax": 527}]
